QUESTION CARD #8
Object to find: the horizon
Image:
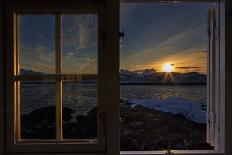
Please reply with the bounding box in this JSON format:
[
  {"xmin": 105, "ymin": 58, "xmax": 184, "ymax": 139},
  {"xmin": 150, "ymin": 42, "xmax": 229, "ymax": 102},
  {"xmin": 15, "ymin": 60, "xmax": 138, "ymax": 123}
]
[{"xmin": 20, "ymin": 68, "xmax": 207, "ymax": 75}]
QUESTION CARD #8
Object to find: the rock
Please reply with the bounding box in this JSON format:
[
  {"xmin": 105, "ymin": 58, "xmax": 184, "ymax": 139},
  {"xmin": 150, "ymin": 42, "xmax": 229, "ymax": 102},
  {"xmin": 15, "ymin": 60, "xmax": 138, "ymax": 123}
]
[
  {"xmin": 63, "ymin": 107, "xmax": 97, "ymax": 139},
  {"xmin": 21, "ymin": 106, "xmax": 74, "ymax": 139},
  {"xmin": 120, "ymin": 103, "xmax": 213, "ymax": 151}
]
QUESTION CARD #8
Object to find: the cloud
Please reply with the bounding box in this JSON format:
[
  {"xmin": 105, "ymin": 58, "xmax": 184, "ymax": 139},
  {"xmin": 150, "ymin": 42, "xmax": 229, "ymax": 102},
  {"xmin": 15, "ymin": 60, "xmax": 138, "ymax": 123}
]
[
  {"xmin": 20, "ymin": 45, "xmax": 55, "ymax": 74},
  {"xmin": 130, "ymin": 27, "xmax": 206, "ymax": 61},
  {"xmin": 176, "ymin": 66, "xmax": 202, "ymax": 69},
  {"xmin": 121, "ymin": 49, "xmax": 208, "ymax": 73},
  {"xmin": 35, "ymin": 47, "xmax": 54, "ymax": 63},
  {"xmin": 120, "ymin": 3, "xmax": 138, "ymax": 28},
  {"xmin": 191, "ymin": 51, "xmax": 207, "ymax": 55},
  {"xmin": 86, "ymin": 57, "xmax": 97, "ymax": 62},
  {"xmin": 62, "ymin": 15, "xmax": 97, "ymax": 52}
]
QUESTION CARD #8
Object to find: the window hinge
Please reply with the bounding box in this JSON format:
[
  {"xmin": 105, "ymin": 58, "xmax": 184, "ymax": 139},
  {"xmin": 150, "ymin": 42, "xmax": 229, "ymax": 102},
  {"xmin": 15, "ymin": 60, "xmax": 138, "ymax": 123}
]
[{"xmin": 119, "ymin": 31, "xmax": 125, "ymax": 40}]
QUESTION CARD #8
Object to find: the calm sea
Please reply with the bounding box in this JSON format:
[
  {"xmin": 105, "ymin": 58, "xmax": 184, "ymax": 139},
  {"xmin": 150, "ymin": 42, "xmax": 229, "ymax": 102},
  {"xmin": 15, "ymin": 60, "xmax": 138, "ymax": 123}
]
[{"xmin": 20, "ymin": 83, "xmax": 207, "ymax": 115}]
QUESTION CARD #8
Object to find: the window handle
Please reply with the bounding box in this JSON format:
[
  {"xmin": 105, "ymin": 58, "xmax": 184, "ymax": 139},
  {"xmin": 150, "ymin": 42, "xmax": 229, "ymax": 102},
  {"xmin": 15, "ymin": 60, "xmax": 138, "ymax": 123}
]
[{"xmin": 119, "ymin": 31, "xmax": 125, "ymax": 39}]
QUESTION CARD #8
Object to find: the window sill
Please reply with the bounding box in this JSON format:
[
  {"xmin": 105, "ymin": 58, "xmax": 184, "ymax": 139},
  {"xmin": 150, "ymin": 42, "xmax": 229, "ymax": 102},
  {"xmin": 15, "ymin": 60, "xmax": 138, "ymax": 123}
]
[{"xmin": 120, "ymin": 150, "xmax": 224, "ymax": 155}]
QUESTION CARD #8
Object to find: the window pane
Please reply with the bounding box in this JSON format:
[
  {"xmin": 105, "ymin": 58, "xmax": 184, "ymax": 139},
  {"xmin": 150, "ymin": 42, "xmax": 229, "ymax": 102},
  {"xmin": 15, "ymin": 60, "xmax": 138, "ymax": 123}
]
[
  {"xmin": 21, "ymin": 81, "xmax": 56, "ymax": 139},
  {"xmin": 61, "ymin": 15, "xmax": 98, "ymax": 140},
  {"xmin": 18, "ymin": 15, "xmax": 56, "ymax": 140},
  {"xmin": 120, "ymin": 3, "xmax": 215, "ymax": 151},
  {"xmin": 62, "ymin": 15, "xmax": 98, "ymax": 74},
  {"xmin": 62, "ymin": 82, "xmax": 98, "ymax": 140},
  {"xmin": 19, "ymin": 15, "xmax": 55, "ymax": 75}
]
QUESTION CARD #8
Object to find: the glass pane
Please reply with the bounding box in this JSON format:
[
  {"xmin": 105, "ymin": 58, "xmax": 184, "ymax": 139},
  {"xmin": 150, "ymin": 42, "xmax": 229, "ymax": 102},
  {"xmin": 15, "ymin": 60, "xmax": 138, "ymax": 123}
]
[
  {"xmin": 120, "ymin": 3, "xmax": 215, "ymax": 151},
  {"xmin": 61, "ymin": 15, "xmax": 98, "ymax": 139},
  {"xmin": 19, "ymin": 15, "xmax": 55, "ymax": 75},
  {"xmin": 62, "ymin": 15, "xmax": 98, "ymax": 74},
  {"xmin": 21, "ymin": 81, "xmax": 56, "ymax": 139},
  {"xmin": 62, "ymin": 82, "xmax": 98, "ymax": 139}
]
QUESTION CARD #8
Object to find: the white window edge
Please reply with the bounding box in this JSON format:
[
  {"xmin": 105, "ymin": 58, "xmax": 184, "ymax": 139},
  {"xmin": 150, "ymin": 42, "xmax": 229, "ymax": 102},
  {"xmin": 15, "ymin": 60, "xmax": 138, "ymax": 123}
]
[{"xmin": 121, "ymin": 150, "xmax": 224, "ymax": 155}]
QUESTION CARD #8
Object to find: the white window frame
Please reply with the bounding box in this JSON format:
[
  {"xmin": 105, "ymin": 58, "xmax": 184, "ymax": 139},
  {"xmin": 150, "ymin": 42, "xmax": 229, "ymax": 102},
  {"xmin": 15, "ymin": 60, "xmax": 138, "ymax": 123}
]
[
  {"xmin": 119, "ymin": 0, "xmax": 227, "ymax": 155},
  {"xmin": 2, "ymin": 0, "xmax": 120, "ymax": 154}
]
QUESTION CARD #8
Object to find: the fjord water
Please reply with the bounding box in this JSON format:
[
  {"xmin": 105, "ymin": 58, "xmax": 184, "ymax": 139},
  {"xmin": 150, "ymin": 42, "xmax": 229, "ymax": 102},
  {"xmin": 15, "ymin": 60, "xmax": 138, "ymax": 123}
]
[{"xmin": 21, "ymin": 83, "xmax": 206, "ymax": 115}]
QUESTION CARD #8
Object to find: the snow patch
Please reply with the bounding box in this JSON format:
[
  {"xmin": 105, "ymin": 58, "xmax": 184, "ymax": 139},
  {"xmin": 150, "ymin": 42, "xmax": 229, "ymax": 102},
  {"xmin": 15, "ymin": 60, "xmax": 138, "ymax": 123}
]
[{"xmin": 129, "ymin": 97, "xmax": 206, "ymax": 124}]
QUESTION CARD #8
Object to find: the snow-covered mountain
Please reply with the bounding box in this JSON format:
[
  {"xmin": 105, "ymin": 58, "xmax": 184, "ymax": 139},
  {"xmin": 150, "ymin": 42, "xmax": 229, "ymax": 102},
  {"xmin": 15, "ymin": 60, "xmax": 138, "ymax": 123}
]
[
  {"xmin": 21, "ymin": 69, "xmax": 206, "ymax": 84},
  {"xmin": 142, "ymin": 68, "xmax": 156, "ymax": 76},
  {"xmin": 120, "ymin": 69, "xmax": 206, "ymax": 85},
  {"xmin": 20, "ymin": 69, "xmax": 47, "ymax": 75}
]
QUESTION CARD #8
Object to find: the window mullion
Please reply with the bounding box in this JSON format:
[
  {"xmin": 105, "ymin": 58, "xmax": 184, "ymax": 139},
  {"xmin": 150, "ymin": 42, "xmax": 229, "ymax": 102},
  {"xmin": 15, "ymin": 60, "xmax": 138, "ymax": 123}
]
[
  {"xmin": 55, "ymin": 14, "xmax": 62, "ymax": 142},
  {"xmin": 15, "ymin": 14, "xmax": 21, "ymax": 141}
]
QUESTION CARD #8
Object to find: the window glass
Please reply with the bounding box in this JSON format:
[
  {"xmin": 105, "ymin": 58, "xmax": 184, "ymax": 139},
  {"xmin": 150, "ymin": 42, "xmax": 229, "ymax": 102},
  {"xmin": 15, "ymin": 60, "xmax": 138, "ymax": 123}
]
[
  {"xmin": 19, "ymin": 15, "xmax": 56, "ymax": 139},
  {"xmin": 21, "ymin": 81, "xmax": 56, "ymax": 139},
  {"xmin": 62, "ymin": 15, "xmax": 98, "ymax": 74},
  {"xmin": 19, "ymin": 15, "xmax": 55, "ymax": 75},
  {"xmin": 61, "ymin": 15, "xmax": 98, "ymax": 140}
]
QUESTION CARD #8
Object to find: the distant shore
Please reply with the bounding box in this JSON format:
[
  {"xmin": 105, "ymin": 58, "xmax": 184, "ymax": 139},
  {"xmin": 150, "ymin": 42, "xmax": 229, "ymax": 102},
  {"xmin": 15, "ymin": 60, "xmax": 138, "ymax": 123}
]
[
  {"xmin": 120, "ymin": 83, "xmax": 207, "ymax": 85},
  {"xmin": 21, "ymin": 81, "xmax": 207, "ymax": 85}
]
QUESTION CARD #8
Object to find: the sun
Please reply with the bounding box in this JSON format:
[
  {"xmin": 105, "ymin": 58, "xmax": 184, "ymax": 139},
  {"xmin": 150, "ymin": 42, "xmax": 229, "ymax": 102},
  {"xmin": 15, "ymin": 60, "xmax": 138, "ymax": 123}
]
[{"xmin": 163, "ymin": 63, "xmax": 173, "ymax": 73}]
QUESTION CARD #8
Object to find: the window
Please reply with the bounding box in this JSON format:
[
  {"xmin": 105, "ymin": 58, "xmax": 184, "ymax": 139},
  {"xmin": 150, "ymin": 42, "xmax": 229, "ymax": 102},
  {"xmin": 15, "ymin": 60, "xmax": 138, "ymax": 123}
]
[
  {"xmin": 0, "ymin": 0, "xmax": 230, "ymax": 155},
  {"xmin": 5, "ymin": 2, "xmax": 108, "ymax": 153},
  {"xmin": 18, "ymin": 14, "xmax": 99, "ymax": 140}
]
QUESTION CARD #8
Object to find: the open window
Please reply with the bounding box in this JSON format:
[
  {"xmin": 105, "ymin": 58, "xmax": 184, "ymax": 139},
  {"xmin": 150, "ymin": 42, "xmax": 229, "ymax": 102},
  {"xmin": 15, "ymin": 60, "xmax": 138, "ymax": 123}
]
[{"xmin": 120, "ymin": 1, "xmax": 225, "ymax": 154}]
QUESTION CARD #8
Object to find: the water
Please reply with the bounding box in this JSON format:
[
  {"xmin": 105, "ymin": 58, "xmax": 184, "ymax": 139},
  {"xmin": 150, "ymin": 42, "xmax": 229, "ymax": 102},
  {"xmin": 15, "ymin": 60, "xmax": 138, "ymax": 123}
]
[
  {"xmin": 21, "ymin": 82, "xmax": 206, "ymax": 115},
  {"xmin": 121, "ymin": 85, "xmax": 207, "ymax": 105}
]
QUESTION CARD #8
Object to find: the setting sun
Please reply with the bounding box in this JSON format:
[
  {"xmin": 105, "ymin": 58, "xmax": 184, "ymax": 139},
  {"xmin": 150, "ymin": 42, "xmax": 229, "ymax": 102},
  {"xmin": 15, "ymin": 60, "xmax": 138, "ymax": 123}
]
[{"xmin": 163, "ymin": 63, "xmax": 173, "ymax": 72}]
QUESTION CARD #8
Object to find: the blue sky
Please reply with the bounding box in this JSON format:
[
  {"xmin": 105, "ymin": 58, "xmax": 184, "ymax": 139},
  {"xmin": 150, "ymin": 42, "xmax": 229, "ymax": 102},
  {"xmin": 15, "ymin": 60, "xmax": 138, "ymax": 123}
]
[
  {"xmin": 19, "ymin": 15, "xmax": 97, "ymax": 74},
  {"xmin": 120, "ymin": 3, "xmax": 215, "ymax": 73},
  {"xmin": 19, "ymin": 3, "xmax": 215, "ymax": 74}
]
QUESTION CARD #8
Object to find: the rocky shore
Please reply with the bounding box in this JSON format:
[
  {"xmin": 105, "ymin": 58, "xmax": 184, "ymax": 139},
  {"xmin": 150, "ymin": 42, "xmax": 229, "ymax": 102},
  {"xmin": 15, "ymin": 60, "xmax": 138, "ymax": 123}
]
[{"xmin": 21, "ymin": 99, "xmax": 213, "ymax": 150}]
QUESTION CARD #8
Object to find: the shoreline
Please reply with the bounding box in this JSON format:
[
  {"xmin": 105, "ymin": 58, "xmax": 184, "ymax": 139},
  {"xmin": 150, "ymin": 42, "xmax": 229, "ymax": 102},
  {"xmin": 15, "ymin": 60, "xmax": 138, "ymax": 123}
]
[{"xmin": 20, "ymin": 81, "xmax": 207, "ymax": 85}]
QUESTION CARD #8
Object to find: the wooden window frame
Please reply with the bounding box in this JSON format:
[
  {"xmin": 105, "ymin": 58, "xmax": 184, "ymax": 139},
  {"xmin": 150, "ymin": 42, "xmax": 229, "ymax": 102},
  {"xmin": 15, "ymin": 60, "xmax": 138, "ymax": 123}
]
[
  {"xmin": 13, "ymin": 12, "xmax": 101, "ymax": 144},
  {"xmin": 0, "ymin": 2, "xmax": 4, "ymax": 155},
  {"xmin": 2, "ymin": 0, "xmax": 120, "ymax": 154}
]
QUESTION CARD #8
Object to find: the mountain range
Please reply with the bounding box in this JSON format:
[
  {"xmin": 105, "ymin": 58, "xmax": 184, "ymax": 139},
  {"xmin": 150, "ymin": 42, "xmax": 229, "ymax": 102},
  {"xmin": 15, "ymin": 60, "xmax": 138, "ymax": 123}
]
[
  {"xmin": 120, "ymin": 68, "xmax": 206, "ymax": 85},
  {"xmin": 20, "ymin": 68, "xmax": 207, "ymax": 85}
]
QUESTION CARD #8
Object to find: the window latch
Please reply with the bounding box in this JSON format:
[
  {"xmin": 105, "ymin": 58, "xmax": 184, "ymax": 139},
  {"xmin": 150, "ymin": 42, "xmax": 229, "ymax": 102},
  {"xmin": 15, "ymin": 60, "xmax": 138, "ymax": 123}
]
[
  {"xmin": 165, "ymin": 146, "xmax": 175, "ymax": 155},
  {"xmin": 119, "ymin": 31, "xmax": 125, "ymax": 39}
]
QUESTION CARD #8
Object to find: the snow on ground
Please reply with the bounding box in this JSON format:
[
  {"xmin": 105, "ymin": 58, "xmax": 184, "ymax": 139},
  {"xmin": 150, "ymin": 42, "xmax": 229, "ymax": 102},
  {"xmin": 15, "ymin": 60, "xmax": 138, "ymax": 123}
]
[{"xmin": 129, "ymin": 97, "xmax": 206, "ymax": 124}]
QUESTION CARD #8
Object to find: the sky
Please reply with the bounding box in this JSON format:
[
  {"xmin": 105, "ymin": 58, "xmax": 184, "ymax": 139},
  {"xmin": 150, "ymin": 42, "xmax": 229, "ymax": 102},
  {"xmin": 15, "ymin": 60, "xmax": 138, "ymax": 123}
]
[
  {"xmin": 19, "ymin": 2, "xmax": 216, "ymax": 75},
  {"xmin": 19, "ymin": 15, "xmax": 98, "ymax": 74},
  {"xmin": 120, "ymin": 3, "xmax": 216, "ymax": 74}
]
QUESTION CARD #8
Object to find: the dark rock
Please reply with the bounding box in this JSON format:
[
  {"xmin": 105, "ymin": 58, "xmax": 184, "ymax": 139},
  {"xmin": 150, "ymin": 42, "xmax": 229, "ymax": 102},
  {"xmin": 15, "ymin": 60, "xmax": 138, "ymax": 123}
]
[
  {"xmin": 21, "ymin": 106, "xmax": 74, "ymax": 139},
  {"xmin": 63, "ymin": 107, "xmax": 97, "ymax": 139},
  {"xmin": 120, "ymin": 103, "xmax": 213, "ymax": 151}
]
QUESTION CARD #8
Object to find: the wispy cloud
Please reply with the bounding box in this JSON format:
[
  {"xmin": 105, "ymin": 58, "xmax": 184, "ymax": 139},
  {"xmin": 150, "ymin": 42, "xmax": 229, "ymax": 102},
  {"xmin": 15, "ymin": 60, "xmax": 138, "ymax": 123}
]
[
  {"xmin": 62, "ymin": 15, "xmax": 97, "ymax": 52},
  {"xmin": 20, "ymin": 46, "xmax": 55, "ymax": 73},
  {"xmin": 176, "ymin": 66, "xmax": 202, "ymax": 69}
]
